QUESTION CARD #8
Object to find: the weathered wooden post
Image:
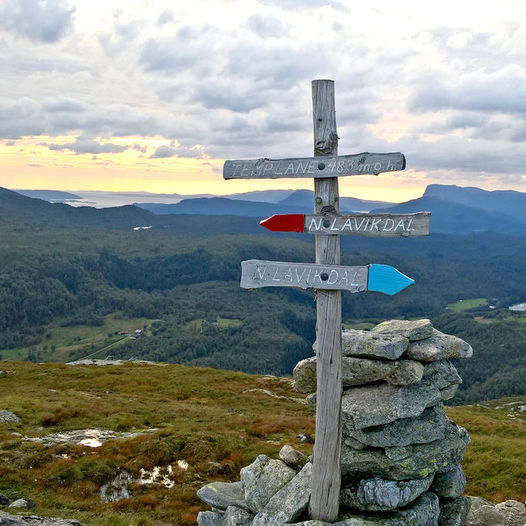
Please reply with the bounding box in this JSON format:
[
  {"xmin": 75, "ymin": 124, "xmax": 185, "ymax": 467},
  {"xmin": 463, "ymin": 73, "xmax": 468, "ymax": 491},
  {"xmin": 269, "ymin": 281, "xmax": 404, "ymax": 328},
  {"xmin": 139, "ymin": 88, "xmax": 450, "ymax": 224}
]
[
  {"xmin": 310, "ymin": 79, "xmax": 342, "ymax": 521},
  {"xmin": 224, "ymin": 79, "xmax": 429, "ymax": 522}
]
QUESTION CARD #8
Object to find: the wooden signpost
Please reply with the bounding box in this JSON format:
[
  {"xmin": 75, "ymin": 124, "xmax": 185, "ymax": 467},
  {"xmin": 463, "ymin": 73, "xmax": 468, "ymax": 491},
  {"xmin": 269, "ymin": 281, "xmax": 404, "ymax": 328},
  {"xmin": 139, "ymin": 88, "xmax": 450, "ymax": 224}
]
[{"xmin": 223, "ymin": 80, "xmax": 430, "ymax": 522}]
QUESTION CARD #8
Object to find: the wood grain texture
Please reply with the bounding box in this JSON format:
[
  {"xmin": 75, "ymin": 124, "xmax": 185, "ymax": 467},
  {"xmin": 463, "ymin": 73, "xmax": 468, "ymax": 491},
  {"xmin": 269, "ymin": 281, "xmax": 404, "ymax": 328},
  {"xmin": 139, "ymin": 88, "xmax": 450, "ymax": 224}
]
[
  {"xmin": 309, "ymin": 79, "xmax": 343, "ymax": 523},
  {"xmin": 223, "ymin": 152, "xmax": 405, "ymax": 179},
  {"xmin": 240, "ymin": 260, "xmax": 368, "ymax": 291},
  {"xmin": 304, "ymin": 212, "xmax": 430, "ymax": 237}
]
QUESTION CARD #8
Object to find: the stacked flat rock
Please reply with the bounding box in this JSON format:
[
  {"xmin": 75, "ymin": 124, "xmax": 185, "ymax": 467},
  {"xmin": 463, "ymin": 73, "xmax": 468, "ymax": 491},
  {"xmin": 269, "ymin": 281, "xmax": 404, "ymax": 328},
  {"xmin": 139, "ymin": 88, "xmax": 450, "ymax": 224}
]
[
  {"xmin": 196, "ymin": 319, "xmax": 473, "ymax": 526},
  {"xmin": 293, "ymin": 318, "xmax": 473, "ymax": 525}
]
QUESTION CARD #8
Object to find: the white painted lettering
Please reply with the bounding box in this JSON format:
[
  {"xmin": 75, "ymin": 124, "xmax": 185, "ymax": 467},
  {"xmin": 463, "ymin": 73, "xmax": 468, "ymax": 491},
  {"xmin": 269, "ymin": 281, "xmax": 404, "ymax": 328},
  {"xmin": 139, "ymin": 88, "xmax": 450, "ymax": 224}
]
[
  {"xmin": 394, "ymin": 219, "xmax": 406, "ymax": 231},
  {"xmin": 309, "ymin": 217, "xmax": 323, "ymax": 231},
  {"xmin": 327, "ymin": 269, "xmax": 339, "ymax": 285},
  {"xmin": 364, "ymin": 218, "xmax": 370, "ymax": 231},
  {"xmin": 272, "ymin": 266, "xmax": 280, "ymax": 281},
  {"xmin": 406, "ymin": 218, "xmax": 415, "ymax": 231},
  {"xmin": 330, "ymin": 218, "xmax": 339, "ymax": 231},
  {"xmin": 341, "ymin": 218, "xmax": 353, "ymax": 231},
  {"xmin": 295, "ymin": 267, "xmax": 307, "ymax": 282},
  {"xmin": 359, "ymin": 163, "xmax": 370, "ymax": 172},
  {"xmin": 340, "ymin": 270, "xmax": 349, "ymax": 285},
  {"xmin": 354, "ymin": 217, "xmax": 367, "ymax": 231},
  {"xmin": 373, "ymin": 161, "xmax": 382, "ymax": 172},
  {"xmin": 371, "ymin": 218, "xmax": 382, "ymax": 231},
  {"xmin": 256, "ymin": 266, "xmax": 266, "ymax": 280},
  {"xmin": 284, "ymin": 162, "xmax": 295, "ymax": 175},
  {"xmin": 274, "ymin": 162, "xmax": 283, "ymax": 175},
  {"xmin": 296, "ymin": 161, "xmax": 309, "ymax": 174},
  {"xmin": 308, "ymin": 161, "xmax": 316, "ymax": 174},
  {"xmin": 284, "ymin": 267, "xmax": 293, "ymax": 281},
  {"xmin": 383, "ymin": 218, "xmax": 395, "ymax": 231},
  {"xmin": 263, "ymin": 162, "xmax": 273, "ymax": 174}
]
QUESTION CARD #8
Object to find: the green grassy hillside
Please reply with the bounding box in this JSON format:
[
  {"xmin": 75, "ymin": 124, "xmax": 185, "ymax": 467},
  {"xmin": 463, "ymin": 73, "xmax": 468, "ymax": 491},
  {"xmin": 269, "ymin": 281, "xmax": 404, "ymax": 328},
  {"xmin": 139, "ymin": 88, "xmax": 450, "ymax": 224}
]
[{"xmin": 0, "ymin": 362, "xmax": 524, "ymax": 525}]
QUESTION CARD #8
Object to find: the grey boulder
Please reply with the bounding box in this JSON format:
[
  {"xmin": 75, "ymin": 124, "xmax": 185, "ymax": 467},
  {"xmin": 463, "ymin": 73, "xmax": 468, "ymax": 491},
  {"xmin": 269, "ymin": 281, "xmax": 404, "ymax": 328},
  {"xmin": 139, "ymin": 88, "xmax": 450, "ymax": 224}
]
[
  {"xmin": 343, "ymin": 404, "xmax": 448, "ymax": 448},
  {"xmin": 8, "ymin": 499, "xmax": 35, "ymax": 510},
  {"xmin": 495, "ymin": 500, "xmax": 526, "ymax": 526},
  {"xmin": 337, "ymin": 492, "xmax": 440, "ymax": 525},
  {"xmin": 222, "ymin": 506, "xmax": 254, "ymax": 525},
  {"xmin": 294, "ymin": 357, "xmax": 424, "ymax": 393},
  {"xmin": 252, "ymin": 463, "xmax": 312, "ymax": 526},
  {"xmin": 439, "ymin": 496, "xmax": 470, "ymax": 526},
  {"xmin": 340, "ymin": 475, "xmax": 433, "ymax": 511},
  {"xmin": 240, "ymin": 455, "xmax": 296, "ymax": 513},
  {"xmin": 0, "ymin": 512, "xmax": 82, "ymax": 526},
  {"xmin": 197, "ymin": 481, "xmax": 250, "ymax": 512},
  {"xmin": 423, "ymin": 360, "xmax": 462, "ymax": 389},
  {"xmin": 197, "ymin": 511, "xmax": 223, "ymax": 526},
  {"xmin": 0, "ymin": 494, "xmax": 10, "ymax": 505},
  {"xmin": 341, "ymin": 381, "xmax": 442, "ymax": 430},
  {"xmin": 341, "ymin": 422, "xmax": 470, "ymax": 480},
  {"xmin": 467, "ymin": 504, "xmax": 509, "ymax": 526},
  {"xmin": 0, "ymin": 411, "xmax": 20, "ymax": 424},
  {"xmin": 342, "ymin": 330, "xmax": 409, "ymax": 360},
  {"xmin": 279, "ymin": 445, "xmax": 308, "ymax": 470},
  {"xmin": 431, "ymin": 464, "xmax": 466, "ymax": 498},
  {"xmin": 371, "ymin": 319, "xmax": 433, "ymax": 341},
  {"xmin": 404, "ymin": 329, "xmax": 473, "ymax": 362}
]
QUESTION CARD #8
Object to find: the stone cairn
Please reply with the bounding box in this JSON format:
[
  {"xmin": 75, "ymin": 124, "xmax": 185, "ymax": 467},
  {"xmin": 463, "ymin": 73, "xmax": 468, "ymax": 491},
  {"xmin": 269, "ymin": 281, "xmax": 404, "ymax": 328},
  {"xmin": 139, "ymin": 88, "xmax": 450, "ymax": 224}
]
[{"xmin": 196, "ymin": 319, "xmax": 473, "ymax": 526}]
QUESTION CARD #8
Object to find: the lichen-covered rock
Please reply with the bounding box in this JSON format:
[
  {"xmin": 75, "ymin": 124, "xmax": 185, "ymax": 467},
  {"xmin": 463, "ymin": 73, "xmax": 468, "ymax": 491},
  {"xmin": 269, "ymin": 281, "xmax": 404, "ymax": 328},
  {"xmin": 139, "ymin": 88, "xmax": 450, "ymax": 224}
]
[
  {"xmin": 240, "ymin": 455, "xmax": 296, "ymax": 513},
  {"xmin": 495, "ymin": 500, "xmax": 526, "ymax": 526},
  {"xmin": 343, "ymin": 404, "xmax": 448, "ymax": 448},
  {"xmin": 9, "ymin": 499, "xmax": 35, "ymax": 510},
  {"xmin": 279, "ymin": 445, "xmax": 308, "ymax": 470},
  {"xmin": 294, "ymin": 357, "xmax": 424, "ymax": 393},
  {"xmin": 337, "ymin": 492, "xmax": 441, "ymax": 525},
  {"xmin": 341, "ymin": 422, "xmax": 470, "ymax": 480},
  {"xmin": 439, "ymin": 495, "xmax": 470, "ymax": 526},
  {"xmin": 467, "ymin": 504, "xmax": 509, "ymax": 526},
  {"xmin": 342, "ymin": 330, "xmax": 409, "ymax": 360},
  {"xmin": 0, "ymin": 410, "xmax": 20, "ymax": 424},
  {"xmin": 341, "ymin": 381, "xmax": 442, "ymax": 430},
  {"xmin": 251, "ymin": 462, "xmax": 312, "ymax": 526},
  {"xmin": 0, "ymin": 511, "xmax": 83, "ymax": 526},
  {"xmin": 440, "ymin": 384, "xmax": 459, "ymax": 401},
  {"xmin": 293, "ymin": 357, "xmax": 317, "ymax": 393},
  {"xmin": 431, "ymin": 464, "xmax": 466, "ymax": 498},
  {"xmin": 340, "ymin": 475, "xmax": 433, "ymax": 511},
  {"xmin": 423, "ymin": 360, "xmax": 462, "ymax": 389},
  {"xmin": 197, "ymin": 481, "xmax": 251, "ymax": 512},
  {"xmin": 371, "ymin": 319, "xmax": 433, "ymax": 341},
  {"xmin": 404, "ymin": 329, "xmax": 473, "ymax": 362},
  {"xmin": 197, "ymin": 511, "xmax": 223, "ymax": 526},
  {"xmin": 222, "ymin": 506, "xmax": 254, "ymax": 525}
]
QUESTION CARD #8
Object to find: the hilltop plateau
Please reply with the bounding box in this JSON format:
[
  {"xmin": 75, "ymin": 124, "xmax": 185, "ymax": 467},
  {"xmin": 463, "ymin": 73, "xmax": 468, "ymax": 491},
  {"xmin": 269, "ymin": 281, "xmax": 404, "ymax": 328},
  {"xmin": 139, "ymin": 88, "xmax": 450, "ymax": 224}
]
[{"xmin": 0, "ymin": 361, "xmax": 524, "ymax": 525}]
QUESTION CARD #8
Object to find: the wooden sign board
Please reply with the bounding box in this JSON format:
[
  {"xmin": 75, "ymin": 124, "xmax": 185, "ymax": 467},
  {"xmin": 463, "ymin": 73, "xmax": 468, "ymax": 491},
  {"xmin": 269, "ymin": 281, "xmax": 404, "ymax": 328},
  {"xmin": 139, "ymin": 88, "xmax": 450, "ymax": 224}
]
[
  {"xmin": 241, "ymin": 260, "xmax": 414, "ymax": 295},
  {"xmin": 224, "ymin": 152, "xmax": 405, "ymax": 180},
  {"xmin": 260, "ymin": 212, "xmax": 430, "ymax": 237}
]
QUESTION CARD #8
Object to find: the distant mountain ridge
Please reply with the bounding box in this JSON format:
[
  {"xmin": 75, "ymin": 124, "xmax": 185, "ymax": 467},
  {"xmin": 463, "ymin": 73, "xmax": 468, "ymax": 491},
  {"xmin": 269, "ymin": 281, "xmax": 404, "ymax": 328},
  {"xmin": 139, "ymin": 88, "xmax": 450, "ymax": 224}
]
[
  {"xmin": 5, "ymin": 184, "xmax": 526, "ymax": 236},
  {"xmin": 15, "ymin": 189, "xmax": 81, "ymax": 201},
  {"xmin": 136, "ymin": 191, "xmax": 391, "ymax": 217},
  {"xmin": 423, "ymin": 184, "xmax": 526, "ymax": 223}
]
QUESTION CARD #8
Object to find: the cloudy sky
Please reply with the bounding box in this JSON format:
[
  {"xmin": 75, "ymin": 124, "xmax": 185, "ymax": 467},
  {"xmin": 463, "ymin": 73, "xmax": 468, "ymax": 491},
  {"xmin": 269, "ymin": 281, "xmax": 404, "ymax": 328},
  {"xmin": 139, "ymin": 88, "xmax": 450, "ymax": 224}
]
[{"xmin": 1, "ymin": 0, "xmax": 526, "ymax": 201}]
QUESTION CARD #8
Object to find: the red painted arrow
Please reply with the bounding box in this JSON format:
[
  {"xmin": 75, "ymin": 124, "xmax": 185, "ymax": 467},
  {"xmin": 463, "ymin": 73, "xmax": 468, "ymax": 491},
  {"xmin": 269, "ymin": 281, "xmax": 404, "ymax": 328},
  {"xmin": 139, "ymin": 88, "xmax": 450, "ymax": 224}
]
[{"xmin": 260, "ymin": 214, "xmax": 304, "ymax": 232}]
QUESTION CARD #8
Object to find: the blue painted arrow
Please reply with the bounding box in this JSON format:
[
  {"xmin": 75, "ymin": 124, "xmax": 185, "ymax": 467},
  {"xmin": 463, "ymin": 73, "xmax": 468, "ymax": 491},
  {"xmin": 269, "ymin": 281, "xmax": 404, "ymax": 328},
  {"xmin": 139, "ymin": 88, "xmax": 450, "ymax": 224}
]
[{"xmin": 368, "ymin": 264, "xmax": 414, "ymax": 296}]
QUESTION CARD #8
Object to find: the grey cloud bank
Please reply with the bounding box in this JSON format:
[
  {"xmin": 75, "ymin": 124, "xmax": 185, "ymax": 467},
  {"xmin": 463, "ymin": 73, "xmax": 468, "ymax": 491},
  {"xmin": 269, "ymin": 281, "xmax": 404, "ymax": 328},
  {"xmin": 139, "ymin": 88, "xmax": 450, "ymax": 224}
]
[{"xmin": 0, "ymin": 0, "xmax": 525, "ymax": 188}]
